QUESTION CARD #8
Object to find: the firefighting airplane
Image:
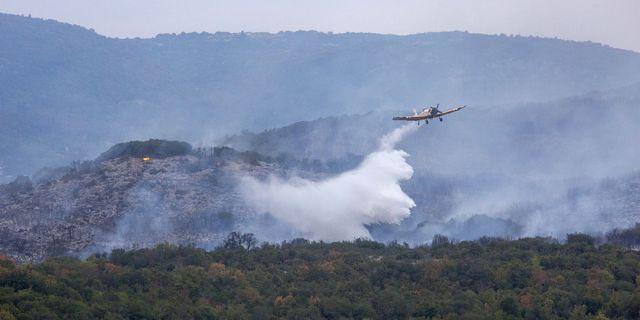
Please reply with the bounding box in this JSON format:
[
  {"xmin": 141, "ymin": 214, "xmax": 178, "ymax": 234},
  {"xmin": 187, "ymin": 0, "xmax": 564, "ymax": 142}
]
[{"xmin": 392, "ymin": 104, "xmax": 466, "ymax": 125}]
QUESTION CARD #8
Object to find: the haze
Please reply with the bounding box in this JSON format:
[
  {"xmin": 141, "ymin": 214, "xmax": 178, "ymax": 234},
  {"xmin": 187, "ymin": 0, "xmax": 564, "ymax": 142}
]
[{"xmin": 1, "ymin": 0, "xmax": 639, "ymax": 53}]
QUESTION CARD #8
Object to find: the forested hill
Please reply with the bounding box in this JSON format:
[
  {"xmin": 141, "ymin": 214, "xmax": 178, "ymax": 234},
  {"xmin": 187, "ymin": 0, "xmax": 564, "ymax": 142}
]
[
  {"xmin": 2, "ymin": 13, "xmax": 640, "ymax": 180},
  {"xmin": 1, "ymin": 235, "xmax": 640, "ymax": 319}
]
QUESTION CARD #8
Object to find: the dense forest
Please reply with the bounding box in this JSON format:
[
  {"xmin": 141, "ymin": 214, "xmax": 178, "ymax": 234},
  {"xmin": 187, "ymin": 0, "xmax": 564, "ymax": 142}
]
[{"xmin": 2, "ymin": 231, "xmax": 640, "ymax": 319}]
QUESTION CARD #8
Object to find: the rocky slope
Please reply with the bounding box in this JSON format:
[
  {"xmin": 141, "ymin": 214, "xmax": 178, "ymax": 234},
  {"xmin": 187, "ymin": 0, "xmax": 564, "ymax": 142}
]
[
  {"xmin": 2, "ymin": 137, "xmax": 640, "ymax": 264},
  {"xmin": 0, "ymin": 145, "xmax": 295, "ymax": 263}
]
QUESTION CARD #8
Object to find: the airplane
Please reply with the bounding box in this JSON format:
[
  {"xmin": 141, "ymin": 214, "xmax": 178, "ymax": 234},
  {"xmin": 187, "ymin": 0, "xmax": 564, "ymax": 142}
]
[{"xmin": 392, "ymin": 104, "xmax": 466, "ymax": 125}]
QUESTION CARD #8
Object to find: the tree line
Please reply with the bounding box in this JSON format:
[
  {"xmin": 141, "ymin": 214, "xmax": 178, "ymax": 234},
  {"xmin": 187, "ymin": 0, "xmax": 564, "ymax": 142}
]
[{"xmin": 1, "ymin": 232, "xmax": 640, "ymax": 319}]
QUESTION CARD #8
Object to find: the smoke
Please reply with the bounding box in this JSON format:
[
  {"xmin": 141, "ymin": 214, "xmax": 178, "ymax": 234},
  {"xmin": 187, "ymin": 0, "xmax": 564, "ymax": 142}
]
[{"xmin": 241, "ymin": 124, "xmax": 418, "ymax": 241}]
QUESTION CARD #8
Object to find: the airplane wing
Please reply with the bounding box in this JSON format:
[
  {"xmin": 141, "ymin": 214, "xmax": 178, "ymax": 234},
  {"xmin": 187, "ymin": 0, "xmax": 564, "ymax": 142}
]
[{"xmin": 434, "ymin": 105, "xmax": 466, "ymax": 117}]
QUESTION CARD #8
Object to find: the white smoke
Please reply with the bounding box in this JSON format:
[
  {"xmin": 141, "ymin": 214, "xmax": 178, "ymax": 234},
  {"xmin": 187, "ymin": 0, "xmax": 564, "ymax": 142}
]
[{"xmin": 241, "ymin": 124, "xmax": 418, "ymax": 241}]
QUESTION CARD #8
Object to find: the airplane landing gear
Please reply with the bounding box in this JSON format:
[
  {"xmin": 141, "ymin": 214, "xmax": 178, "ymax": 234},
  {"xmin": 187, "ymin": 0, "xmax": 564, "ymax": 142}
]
[{"xmin": 440, "ymin": 118, "xmax": 443, "ymax": 122}]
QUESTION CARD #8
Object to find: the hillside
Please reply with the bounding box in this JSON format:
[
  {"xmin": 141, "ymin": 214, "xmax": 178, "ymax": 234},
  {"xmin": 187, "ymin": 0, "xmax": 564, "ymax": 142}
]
[
  {"xmin": 1, "ymin": 237, "xmax": 640, "ymax": 319},
  {"xmin": 1, "ymin": 133, "xmax": 639, "ymax": 264},
  {"xmin": 2, "ymin": 84, "xmax": 640, "ymax": 263},
  {"xmin": 0, "ymin": 142, "xmax": 269, "ymax": 263},
  {"xmin": 0, "ymin": 139, "xmax": 366, "ymax": 263},
  {"xmin": 3, "ymin": 13, "xmax": 640, "ymax": 180},
  {"xmin": 224, "ymin": 84, "xmax": 640, "ymax": 172},
  {"xmin": 224, "ymin": 85, "xmax": 640, "ymax": 242}
]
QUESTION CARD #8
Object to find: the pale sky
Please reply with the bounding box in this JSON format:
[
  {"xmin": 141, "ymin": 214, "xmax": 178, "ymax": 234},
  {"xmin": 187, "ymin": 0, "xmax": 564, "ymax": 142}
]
[{"xmin": 1, "ymin": 0, "xmax": 639, "ymax": 52}]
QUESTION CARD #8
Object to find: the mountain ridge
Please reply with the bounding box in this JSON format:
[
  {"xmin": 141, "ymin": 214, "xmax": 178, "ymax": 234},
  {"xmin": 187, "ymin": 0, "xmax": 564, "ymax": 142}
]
[
  {"xmin": 6, "ymin": 12, "xmax": 640, "ymax": 55},
  {"xmin": 2, "ymin": 13, "xmax": 640, "ymax": 180}
]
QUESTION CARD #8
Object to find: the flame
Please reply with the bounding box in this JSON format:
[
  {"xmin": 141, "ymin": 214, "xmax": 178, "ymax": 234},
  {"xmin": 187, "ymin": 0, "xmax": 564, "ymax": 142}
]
[{"xmin": 143, "ymin": 157, "xmax": 151, "ymax": 161}]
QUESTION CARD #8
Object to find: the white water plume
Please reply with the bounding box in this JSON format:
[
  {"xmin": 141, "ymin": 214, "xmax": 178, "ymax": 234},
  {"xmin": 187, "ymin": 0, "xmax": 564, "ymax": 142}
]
[{"xmin": 241, "ymin": 124, "xmax": 418, "ymax": 241}]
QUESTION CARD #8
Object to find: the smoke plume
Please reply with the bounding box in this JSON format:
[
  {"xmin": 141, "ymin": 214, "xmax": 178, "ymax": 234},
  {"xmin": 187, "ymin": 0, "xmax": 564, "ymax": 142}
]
[{"xmin": 241, "ymin": 124, "xmax": 418, "ymax": 241}]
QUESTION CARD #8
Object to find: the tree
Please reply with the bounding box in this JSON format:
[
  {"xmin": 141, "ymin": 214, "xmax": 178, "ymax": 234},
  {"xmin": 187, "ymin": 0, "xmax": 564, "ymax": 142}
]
[
  {"xmin": 223, "ymin": 232, "xmax": 243, "ymax": 249},
  {"xmin": 240, "ymin": 233, "xmax": 257, "ymax": 250},
  {"xmin": 432, "ymin": 234, "xmax": 450, "ymax": 247},
  {"xmin": 223, "ymin": 232, "xmax": 257, "ymax": 250}
]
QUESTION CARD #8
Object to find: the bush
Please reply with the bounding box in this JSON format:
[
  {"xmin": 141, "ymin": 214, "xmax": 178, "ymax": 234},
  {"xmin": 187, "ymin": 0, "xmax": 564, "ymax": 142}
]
[
  {"xmin": 96, "ymin": 139, "xmax": 192, "ymax": 161},
  {"xmin": 567, "ymin": 233, "xmax": 595, "ymax": 246},
  {"xmin": 431, "ymin": 234, "xmax": 450, "ymax": 247},
  {"xmin": 606, "ymin": 224, "xmax": 640, "ymax": 247}
]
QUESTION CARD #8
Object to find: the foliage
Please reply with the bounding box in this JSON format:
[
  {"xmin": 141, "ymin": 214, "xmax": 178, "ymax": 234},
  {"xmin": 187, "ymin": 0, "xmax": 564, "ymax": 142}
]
[
  {"xmin": 96, "ymin": 139, "xmax": 192, "ymax": 161},
  {"xmin": 607, "ymin": 224, "xmax": 640, "ymax": 248},
  {"xmin": 1, "ymin": 235, "xmax": 640, "ymax": 319},
  {"xmin": 223, "ymin": 232, "xmax": 258, "ymax": 250},
  {"xmin": 193, "ymin": 146, "xmax": 271, "ymax": 166}
]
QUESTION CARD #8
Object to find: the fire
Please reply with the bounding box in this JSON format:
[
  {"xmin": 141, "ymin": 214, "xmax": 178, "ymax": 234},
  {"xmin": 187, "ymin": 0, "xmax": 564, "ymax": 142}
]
[{"xmin": 143, "ymin": 157, "xmax": 151, "ymax": 161}]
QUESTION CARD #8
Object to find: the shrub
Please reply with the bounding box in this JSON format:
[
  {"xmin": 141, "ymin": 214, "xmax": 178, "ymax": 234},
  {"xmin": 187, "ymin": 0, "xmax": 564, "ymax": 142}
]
[{"xmin": 96, "ymin": 139, "xmax": 192, "ymax": 161}]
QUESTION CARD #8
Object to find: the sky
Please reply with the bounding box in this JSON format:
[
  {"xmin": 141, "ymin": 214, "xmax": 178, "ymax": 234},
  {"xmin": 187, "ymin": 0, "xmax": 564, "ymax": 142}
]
[{"xmin": 1, "ymin": 0, "xmax": 639, "ymax": 52}]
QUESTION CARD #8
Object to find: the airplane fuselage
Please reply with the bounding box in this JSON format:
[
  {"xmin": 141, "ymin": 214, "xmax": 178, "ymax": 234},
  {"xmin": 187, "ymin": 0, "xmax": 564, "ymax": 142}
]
[
  {"xmin": 392, "ymin": 105, "xmax": 465, "ymax": 123},
  {"xmin": 392, "ymin": 112, "xmax": 440, "ymax": 121}
]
